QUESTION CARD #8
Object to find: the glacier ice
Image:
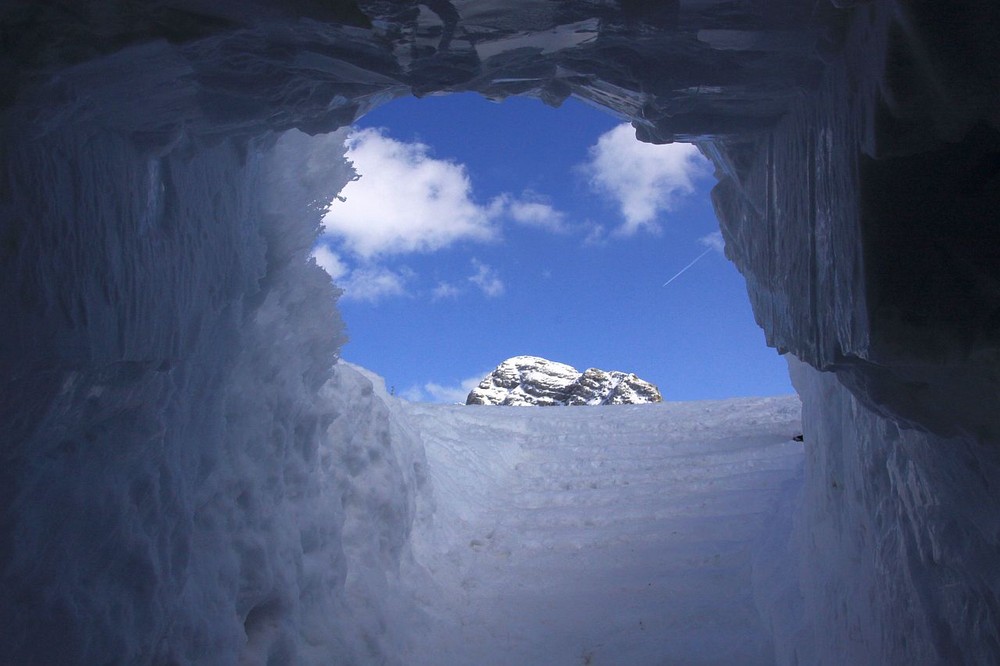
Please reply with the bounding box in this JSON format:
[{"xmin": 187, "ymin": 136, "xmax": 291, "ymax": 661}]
[
  {"xmin": 2, "ymin": 1, "xmax": 1000, "ymax": 664},
  {"xmin": 774, "ymin": 356, "xmax": 1000, "ymax": 664}
]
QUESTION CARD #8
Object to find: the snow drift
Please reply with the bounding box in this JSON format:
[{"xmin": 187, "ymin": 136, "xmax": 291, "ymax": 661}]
[{"xmin": 401, "ymin": 391, "xmax": 803, "ymax": 665}]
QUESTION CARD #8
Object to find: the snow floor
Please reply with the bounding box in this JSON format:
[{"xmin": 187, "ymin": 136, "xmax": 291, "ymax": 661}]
[{"xmin": 397, "ymin": 395, "xmax": 804, "ymax": 665}]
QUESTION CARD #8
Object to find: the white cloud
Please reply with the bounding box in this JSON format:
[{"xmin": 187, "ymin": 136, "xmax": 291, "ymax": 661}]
[
  {"xmin": 311, "ymin": 242, "xmax": 412, "ymax": 303},
  {"xmin": 310, "ymin": 244, "xmax": 349, "ymax": 280},
  {"xmin": 699, "ymin": 230, "xmax": 726, "ymax": 253},
  {"xmin": 468, "ymin": 259, "xmax": 504, "ymax": 297},
  {"xmin": 505, "ymin": 194, "xmax": 569, "ymax": 233},
  {"xmin": 425, "ymin": 378, "xmax": 481, "ymax": 404},
  {"xmin": 402, "ymin": 372, "xmax": 489, "ymax": 404},
  {"xmin": 431, "ymin": 281, "xmax": 461, "ymax": 301},
  {"xmin": 322, "ymin": 128, "xmax": 501, "ymax": 258},
  {"xmin": 581, "ymin": 221, "xmax": 608, "ymax": 246},
  {"xmin": 431, "ymin": 262, "xmax": 510, "ymax": 301},
  {"xmin": 339, "ymin": 265, "xmax": 411, "ymax": 303},
  {"xmin": 582, "ymin": 123, "xmax": 711, "ymax": 235},
  {"xmin": 398, "ymin": 385, "xmax": 427, "ymax": 402}
]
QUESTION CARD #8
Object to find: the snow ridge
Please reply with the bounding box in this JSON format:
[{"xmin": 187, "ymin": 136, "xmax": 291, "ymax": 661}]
[{"xmin": 466, "ymin": 355, "xmax": 663, "ymax": 406}]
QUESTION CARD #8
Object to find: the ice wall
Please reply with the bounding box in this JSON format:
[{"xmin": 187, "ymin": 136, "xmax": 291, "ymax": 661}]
[
  {"xmin": 0, "ymin": 123, "xmax": 424, "ymax": 663},
  {"xmin": 773, "ymin": 357, "xmax": 1000, "ymax": 664},
  {"xmin": 712, "ymin": 1, "xmax": 1000, "ymax": 441}
]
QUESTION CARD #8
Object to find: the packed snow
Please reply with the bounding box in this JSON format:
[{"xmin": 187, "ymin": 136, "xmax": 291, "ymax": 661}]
[
  {"xmin": 395, "ymin": 376, "xmax": 804, "ymax": 665},
  {"xmin": 282, "ymin": 361, "xmax": 805, "ymax": 664}
]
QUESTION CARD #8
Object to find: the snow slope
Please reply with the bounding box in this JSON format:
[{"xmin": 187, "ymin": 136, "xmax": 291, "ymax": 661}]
[{"xmin": 397, "ymin": 387, "xmax": 804, "ymax": 665}]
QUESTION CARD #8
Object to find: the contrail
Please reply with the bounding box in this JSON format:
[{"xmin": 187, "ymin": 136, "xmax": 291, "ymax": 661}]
[{"xmin": 662, "ymin": 247, "xmax": 714, "ymax": 287}]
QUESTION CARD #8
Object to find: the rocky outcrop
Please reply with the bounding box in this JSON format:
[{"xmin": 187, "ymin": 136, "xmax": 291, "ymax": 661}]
[{"xmin": 466, "ymin": 356, "xmax": 662, "ymax": 406}]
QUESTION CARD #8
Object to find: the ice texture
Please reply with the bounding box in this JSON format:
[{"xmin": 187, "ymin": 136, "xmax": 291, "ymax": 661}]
[
  {"xmin": 3, "ymin": 1, "xmax": 1000, "ymax": 664},
  {"xmin": 0, "ymin": 126, "xmax": 419, "ymax": 664},
  {"xmin": 710, "ymin": 1, "xmax": 1000, "ymax": 440},
  {"xmin": 770, "ymin": 357, "xmax": 1000, "ymax": 664}
]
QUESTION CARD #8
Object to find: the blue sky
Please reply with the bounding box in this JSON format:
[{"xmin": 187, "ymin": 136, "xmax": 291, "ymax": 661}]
[{"xmin": 313, "ymin": 93, "xmax": 792, "ymax": 402}]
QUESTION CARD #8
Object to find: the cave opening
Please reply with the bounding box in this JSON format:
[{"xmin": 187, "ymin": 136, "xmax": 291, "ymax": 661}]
[
  {"xmin": 4, "ymin": 1, "xmax": 1000, "ymax": 663},
  {"xmin": 309, "ymin": 91, "xmax": 793, "ymax": 402}
]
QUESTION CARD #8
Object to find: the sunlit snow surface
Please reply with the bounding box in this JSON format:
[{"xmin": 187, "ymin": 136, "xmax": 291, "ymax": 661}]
[{"xmin": 369, "ymin": 363, "xmax": 805, "ymax": 665}]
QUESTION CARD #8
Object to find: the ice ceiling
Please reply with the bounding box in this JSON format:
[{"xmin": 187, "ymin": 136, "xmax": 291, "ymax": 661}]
[
  {"xmin": 5, "ymin": 0, "xmax": 998, "ymax": 438},
  {"xmin": 2, "ymin": 1, "xmax": 999, "ymax": 664}
]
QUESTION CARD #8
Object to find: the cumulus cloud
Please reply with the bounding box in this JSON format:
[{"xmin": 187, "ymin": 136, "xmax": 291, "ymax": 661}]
[
  {"xmin": 314, "ymin": 128, "xmax": 591, "ymax": 305},
  {"xmin": 427, "ymin": 261, "xmax": 507, "ymax": 301},
  {"xmin": 699, "ymin": 230, "xmax": 726, "ymax": 253},
  {"xmin": 582, "ymin": 123, "xmax": 711, "ymax": 235},
  {"xmin": 468, "ymin": 259, "xmax": 504, "ymax": 297},
  {"xmin": 311, "ymin": 241, "xmax": 412, "ymax": 303},
  {"xmin": 311, "ymin": 252, "xmax": 507, "ymax": 304},
  {"xmin": 504, "ymin": 194, "xmax": 569, "ymax": 233},
  {"xmin": 431, "ymin": 281, "xmax": 461, "ymax": 301},
  {"xmin": 310, "ymin": 244, "xmax": 349, "ymax": 280},
  {"xmin": 398, "ymin": 385, "xmax": 427, "ymax": 402},
  {"xmin": 401, "ymin": 372, "xmax": 489, "ymax": 404},
  {"xmin": 339, "ymin": 265, "xmax": 412, "ymax": 303},
  {"xmin": 581, "ymin": 221, "xmax": 608, "ymax": 246},
  {"xmin": 323, "ymin": 128, "xmax": 501, "ymax": 258}
]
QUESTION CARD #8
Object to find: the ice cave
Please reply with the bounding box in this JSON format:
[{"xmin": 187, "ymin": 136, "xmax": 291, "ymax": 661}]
[{"xmin": 2, "ymin": 1, "xmax": 999, "ymax": 664}]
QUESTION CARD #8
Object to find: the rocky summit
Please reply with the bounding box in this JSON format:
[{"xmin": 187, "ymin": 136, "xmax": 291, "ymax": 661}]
[{"xmin": 466, "ymin": 356, "xmax": 662, "ymax": 406}]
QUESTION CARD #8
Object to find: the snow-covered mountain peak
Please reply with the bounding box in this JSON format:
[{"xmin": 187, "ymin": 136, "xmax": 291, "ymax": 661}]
[{"xmin": 466, "ymin": 355, "xmax": 663, "ymax": 406}]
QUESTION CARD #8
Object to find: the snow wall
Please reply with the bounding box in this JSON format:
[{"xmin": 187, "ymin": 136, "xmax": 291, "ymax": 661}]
[
  {"xmin": 2, "ymin": 1, "xmax": 999, "ymax": 663},
  {"xmin": 0, "ymin": 122, "xmax": 428, "ymax": 662}
]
